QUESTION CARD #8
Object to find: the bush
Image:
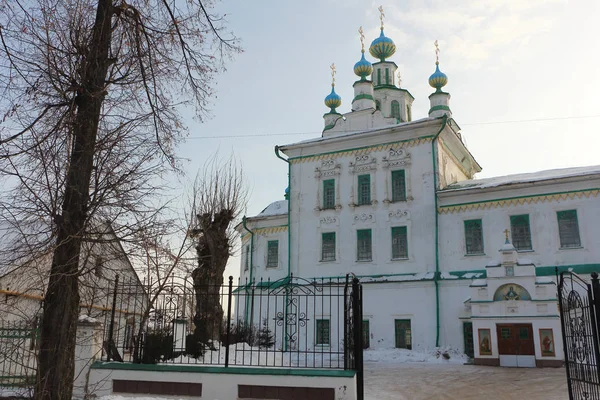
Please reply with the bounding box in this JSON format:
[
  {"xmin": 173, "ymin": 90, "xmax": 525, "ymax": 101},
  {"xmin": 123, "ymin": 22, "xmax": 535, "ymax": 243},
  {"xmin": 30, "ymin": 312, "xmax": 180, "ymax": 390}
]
[
  {"xmin": 140, "ymin": 328, "xmax": 174, "ymax": 364},
  {"xmin": 220, "ymin": 319, "xmax": 258, "ymax": 346},
  {"xmin": 257, "ymin": 319, "xmax": 274, "ymax": 349}
]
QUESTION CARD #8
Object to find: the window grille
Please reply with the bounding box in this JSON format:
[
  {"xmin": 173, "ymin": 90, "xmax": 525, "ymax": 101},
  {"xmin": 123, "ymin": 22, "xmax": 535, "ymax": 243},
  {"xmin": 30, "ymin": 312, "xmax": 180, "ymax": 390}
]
[
  {"xmin": 322, "ymin": 179, "xmax": 335, "ymax": 209},
  {"xmin": 510, "ymin": 215, "xmax": 532, "ymax": 250},
  {"xmin": 316, "ymin": 319, "xmax": 330, "ymax": 345},
  {"xmin": 464, "ymin": 219, "xmax": 484, "ymax": 254},
  {"xmin": 357, "ymin": 174, "xmax": 371, "ymax": 205},
  {"xmin": 266, "ymin": 240, "xmax": 279, "ymax": 268},
  {"xmin": 391, "ymin": 226, "xmax": 408, "ymax": 259},
  {"xmin": 557, "ymin": 210, "xmax": 581, "ymax": 248},
  {"xmin": 321, "ymin": 232, "xmax": 336, "ymax": 262},
  {"xmin": 244, "ymin": 244, "xmax": 250, "ymax": 271},
  {"xmin": 391, "ymin": 170, "xmax": 406, "ymax": 202},
  {"xmin": 357, "ymin": 229, "xmax": 372, "ymax": 261}
]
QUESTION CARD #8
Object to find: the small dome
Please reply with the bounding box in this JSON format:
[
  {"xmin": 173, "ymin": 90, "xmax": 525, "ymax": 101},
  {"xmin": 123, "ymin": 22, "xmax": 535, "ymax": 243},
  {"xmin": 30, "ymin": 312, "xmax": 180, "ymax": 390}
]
[
  {"xmin": 369, "ymin": 29, "xmax": 396, "ymax": 61},
  {"xmin": 429, "ymin": 63, "xmax": 448, "ymax": 90},
  {"xmin": 324, "ymin": 86, "xmax": 342, "ymax": 111},
  {"xmin": 353, "ymin": 52, "xmax": 373, "ymax": 79}
]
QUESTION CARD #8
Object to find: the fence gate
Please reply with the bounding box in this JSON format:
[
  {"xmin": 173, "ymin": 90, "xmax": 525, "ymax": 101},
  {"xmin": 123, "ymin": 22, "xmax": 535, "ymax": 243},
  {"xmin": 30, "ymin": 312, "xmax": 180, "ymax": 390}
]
[
  {"xmin": 344, "ymin": 275, "xmax": 364, "ymax": 400},
  {"xmin": 558, "ymin": 271, "xmax": 600, "ymax": 399}
]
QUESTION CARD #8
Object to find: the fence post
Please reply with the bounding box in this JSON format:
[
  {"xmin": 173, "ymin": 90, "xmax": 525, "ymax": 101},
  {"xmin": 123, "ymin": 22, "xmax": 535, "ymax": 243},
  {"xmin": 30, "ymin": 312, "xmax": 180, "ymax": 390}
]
[
  {"xmin": 352, "ymin": 278, "xmax": 364, "ymax": 400},
  {"xmin": 225, "ymin": 276, "xmax": 233, "ymax": 368},
  {"xmin": 106, "ymin": 274, "xmax": 119, "ymax": 362}
]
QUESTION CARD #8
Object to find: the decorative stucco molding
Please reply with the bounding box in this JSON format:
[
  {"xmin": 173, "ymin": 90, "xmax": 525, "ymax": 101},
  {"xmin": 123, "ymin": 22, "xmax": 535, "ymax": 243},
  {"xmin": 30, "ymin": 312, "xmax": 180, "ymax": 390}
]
[{"xmin": 438, "ymin": 189, "xmax": 600, "ymax": 214}]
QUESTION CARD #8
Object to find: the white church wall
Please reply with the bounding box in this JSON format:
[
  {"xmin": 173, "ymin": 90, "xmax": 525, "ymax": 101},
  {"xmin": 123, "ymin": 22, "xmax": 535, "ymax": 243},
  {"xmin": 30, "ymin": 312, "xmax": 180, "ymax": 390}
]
[
  {"xmin": 438, "ymin": 178, "xmax": 600, "ymax": 273},
  {"xmin": 362, "ymin": 282, "xmax": 436, "ymax": 351},
  {"xmin": 438, "ymin": 280, "xmax": 473, "ymax": 351},
  {"xmin": 288, "ymin": 142, "xmax": 437, "ymax": 280}
]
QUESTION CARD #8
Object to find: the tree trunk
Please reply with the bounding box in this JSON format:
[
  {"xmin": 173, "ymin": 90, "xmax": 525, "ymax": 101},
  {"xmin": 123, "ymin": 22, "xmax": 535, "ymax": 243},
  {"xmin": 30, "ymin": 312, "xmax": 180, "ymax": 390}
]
[
  {"xmin": 191, "ymin": 210, "xmax": 233, "ymax": 352},
  {"xmin": 35, "ymin": 2, "xmax": 113, "ymax": 399}
]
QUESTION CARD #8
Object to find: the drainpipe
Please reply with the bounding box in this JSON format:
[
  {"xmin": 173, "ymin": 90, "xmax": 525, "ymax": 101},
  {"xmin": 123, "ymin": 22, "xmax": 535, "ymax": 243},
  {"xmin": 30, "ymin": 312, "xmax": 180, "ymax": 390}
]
[
  {"xmin": 274, "ymin": 146, "xmax": 291, "ymax": 278},
  {"xmin": 431, "ymin": 114, "xmax": 448, "ymax": 348},
  {"xmin": 274, "ymin": 145, "xmax": 291, "ymax": 351},
  {"xmin": 242, "ymin": 216, "xmax": 255, "ymax": 324}
]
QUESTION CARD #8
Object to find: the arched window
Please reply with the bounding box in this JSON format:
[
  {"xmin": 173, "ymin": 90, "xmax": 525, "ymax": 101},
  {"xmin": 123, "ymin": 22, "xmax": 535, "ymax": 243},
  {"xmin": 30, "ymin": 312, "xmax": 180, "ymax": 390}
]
[
  {"xmin": 407, "ymin": 105, "xmax": 412, "ymax": 122},
  {"xmin": 375, "ymin": 100, "xmax": 381, "ymax": 111},
  {"xmin": 391, "ymin": 100, "xmax": 400, "ymax": 121},
  {"xmin": 493, "ymin": 284, "xmax": 532, "ymax": 301}
]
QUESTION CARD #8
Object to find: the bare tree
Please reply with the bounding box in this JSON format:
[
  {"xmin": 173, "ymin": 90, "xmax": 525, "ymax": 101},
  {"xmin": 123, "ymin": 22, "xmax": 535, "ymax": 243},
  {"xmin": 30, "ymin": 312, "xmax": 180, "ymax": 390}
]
[
  {"xmin": 0, "ymin": 1, "xmax": 240, "ymax": 399},
  {"xmin": 189, "ymin": 154, "xmax": 247, "ymax": 353}
]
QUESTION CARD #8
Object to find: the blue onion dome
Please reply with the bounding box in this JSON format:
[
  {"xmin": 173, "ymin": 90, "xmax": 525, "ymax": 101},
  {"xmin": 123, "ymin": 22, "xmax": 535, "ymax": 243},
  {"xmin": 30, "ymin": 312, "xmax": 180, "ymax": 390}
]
[
  {"xmin": 284, "ymin": 186, "xmax": 290, "ymax": 199},
  {"xmin": 353, "ymin": 52, "xmax": 373, "ymax": 80},
  {"xmin": 369, "ymin": 29, "xmax": 396, "ymax": 62},
  {"xmin": 428, "ymin": 62, "xmax": 448, "ymax": 91},
  {"xmin": 324, "ymin": 85, "xmax": 342, "ymax": 112}
]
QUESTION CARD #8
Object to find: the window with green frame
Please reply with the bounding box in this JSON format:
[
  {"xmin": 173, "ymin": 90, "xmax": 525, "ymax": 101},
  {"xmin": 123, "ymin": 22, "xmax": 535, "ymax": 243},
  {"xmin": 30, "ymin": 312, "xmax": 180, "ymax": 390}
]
[
  {"xmin": 510, "ymin": 214, "xmax": 532, "ymax": 251},
  {"xmin": 391, "ymin": 226, "xmax": 408, "ymax": 259},
  {"xmin": 316, "ymin": 319, "xmax": 330, "ymax": 345},
  {"xmin": 385, "ymin": 68, "xmax": 389, "ymax": 85},
  {"xmin": 464, "ymin": 219, "xmax": 484, "ymax": 255},
  {"xmin": 391, "ymin": 170, "xmax": 406, "ymax": 202},
  {"xmin": 321, "ymin": 232, "xmax": 336, "ymax": 262},
  {"xmin": 357, "ymin": 229, "xmax": 372, "ymax": 261},
  {"xmin": 357, "ymin": 174, "xmax": 371, "ymax": 205},
  {"xmin": 322, "ymin": 179, "xmax": 335, "ymax": 209},
  {"xmin": 375, "ymin": 100, "xmax": 381, "ymax": 110},
  {"xmin": 244, "ymin": 244, "xmax": 250, "ymax": 271},
  {"xmin": 557, "ymin": 210, "xmax": 581, "ymax": 248},
  {"xmin": 377, "ymin": 69, "xmax": 381, "ymax": 86},
  {"xmin": 266, "ymin": 240, "xmax": 278, "ymax": 268},
  {"xmin": 391, "ymin": 100, "xmax": 400, "ymax": 121}
]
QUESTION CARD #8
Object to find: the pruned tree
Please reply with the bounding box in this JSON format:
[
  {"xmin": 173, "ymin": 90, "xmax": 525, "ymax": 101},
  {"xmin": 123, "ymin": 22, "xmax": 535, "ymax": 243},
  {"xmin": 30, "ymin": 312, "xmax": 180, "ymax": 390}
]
[
  {"xmin": 189, "ymin": 154, "xmax": 247, "ymax": 353},
  {"xmin": 0, "ymin": 1, "xmax": 240, "ymax": 399}
]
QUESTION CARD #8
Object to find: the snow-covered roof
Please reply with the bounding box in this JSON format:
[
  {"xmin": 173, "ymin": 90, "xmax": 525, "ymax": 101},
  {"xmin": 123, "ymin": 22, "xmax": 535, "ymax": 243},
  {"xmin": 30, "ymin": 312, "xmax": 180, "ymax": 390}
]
[
  {"xmin": 470, "ymin": 279, "xmax": 488, "ymax": 287},
  {"xmin": 536, "ymin": 277, "xmax": 556, "ymax": 285},
  {"xmin": 256, "ymin": 200, "xmax": 288, "ymax": 218},
  {"xmin": 441, "ymin": 165, "xmax": 600, "ymax": 192},
  {"xmin": 280, "ymin": 117, "xmax": 436, "ymax": 149}
]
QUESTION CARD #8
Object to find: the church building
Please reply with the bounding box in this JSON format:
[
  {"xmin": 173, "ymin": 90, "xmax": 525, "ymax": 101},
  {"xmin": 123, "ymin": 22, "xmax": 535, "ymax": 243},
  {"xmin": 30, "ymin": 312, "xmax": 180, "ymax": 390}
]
[{"xmin": 236, "ymin": 8, "xmax": 600, "ymax": 367}]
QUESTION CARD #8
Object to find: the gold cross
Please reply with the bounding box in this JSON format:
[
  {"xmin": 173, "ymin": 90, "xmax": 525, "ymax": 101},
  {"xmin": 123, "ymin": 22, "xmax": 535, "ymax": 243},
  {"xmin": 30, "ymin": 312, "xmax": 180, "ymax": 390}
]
[
  {"xmin": 504, "ymin": 229, "xmax": 510, "ymax": 241},
  {"xmin": 359, "ymin": 26, "xmax": 365, "ymax": 52},
  {"xmin": 330, "ymin": 63, "xmax": 336, "ymax": 86},
  {"xmin": 379, "ymin": 5, "xmax": 385, "ymax": 30},
  {"xmin": 434, "ymin": 40, "xmax": 440, "ymax": 64}
]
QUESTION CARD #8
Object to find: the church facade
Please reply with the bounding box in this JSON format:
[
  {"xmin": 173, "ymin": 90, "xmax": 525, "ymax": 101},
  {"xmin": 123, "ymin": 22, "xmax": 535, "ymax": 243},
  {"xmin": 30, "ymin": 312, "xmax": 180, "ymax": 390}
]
[{"xmin": 236, "ymin": 11, "xmax": 600, "ymax": 367}]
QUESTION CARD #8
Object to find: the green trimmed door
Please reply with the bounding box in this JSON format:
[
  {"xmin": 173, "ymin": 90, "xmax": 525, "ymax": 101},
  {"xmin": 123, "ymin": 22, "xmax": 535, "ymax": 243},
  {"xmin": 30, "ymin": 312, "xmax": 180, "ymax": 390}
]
[
  {"xmin": 394, "ymin": 319, "xmax": 412, "ymax": 349},
  {"xmin": 463, "ymin": 322, "xmax": 474, "ymax": 358}
]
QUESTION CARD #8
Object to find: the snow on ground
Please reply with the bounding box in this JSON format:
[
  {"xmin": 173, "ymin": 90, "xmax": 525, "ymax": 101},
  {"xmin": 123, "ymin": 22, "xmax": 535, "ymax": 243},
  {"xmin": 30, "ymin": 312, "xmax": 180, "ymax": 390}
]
[
  {"xmin": 363, "ymin": 347, "xmax": 468, "ymax": 364},
  {"xmin": 159, "ymin": 343, "xmax": 468, "ymax": 368}
]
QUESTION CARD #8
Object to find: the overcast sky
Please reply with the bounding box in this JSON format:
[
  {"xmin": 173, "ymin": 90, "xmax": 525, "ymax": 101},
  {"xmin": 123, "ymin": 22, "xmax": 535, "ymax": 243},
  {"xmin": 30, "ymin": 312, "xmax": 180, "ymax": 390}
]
[{"xmin": 177, "ymin": 0, "xmax": 599, "ymax": 277}]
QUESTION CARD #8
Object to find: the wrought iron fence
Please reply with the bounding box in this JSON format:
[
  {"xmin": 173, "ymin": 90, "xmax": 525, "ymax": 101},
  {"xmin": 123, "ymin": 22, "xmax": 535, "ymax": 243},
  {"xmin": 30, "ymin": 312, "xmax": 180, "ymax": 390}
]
[
  {"xmin": 558, "ymin": 270, "xmax": 600, "ymax": 400},
  {"xmin": 0, "ymin": 320, "xmax": 39, "ymax": 389},
  {"xmin": 101, "ymin": 274, "xmax": 363, "ymax": 371}
]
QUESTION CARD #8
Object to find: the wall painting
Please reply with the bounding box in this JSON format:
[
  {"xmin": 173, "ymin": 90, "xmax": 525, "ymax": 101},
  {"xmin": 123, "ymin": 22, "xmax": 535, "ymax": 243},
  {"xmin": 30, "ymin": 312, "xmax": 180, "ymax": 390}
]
[
  {"xmin": 478, "ymin": 328, "xmax": 492, "ymax": 356},
  {"xmin": 539, "ymin": 329, "xmax": 555, "ymax": 357}
]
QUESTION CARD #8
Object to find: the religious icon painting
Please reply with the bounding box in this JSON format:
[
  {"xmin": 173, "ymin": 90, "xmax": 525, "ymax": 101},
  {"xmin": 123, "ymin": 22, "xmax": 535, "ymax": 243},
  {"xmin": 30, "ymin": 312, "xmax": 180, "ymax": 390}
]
[
  {"xmin": 539, "ymin": 329, "xmax": 555, "ymax": 357},
  {"xmin": 478, "ymin": 328, "xmax": 492, "ymax": 355}
]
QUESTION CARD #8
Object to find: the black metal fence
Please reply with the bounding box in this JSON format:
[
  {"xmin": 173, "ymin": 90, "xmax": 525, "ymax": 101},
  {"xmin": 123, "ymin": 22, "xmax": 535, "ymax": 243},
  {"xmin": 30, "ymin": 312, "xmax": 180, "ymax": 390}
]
[
  {"xmin": 0, "ymin": 320, "xmax": 39, "ymax": 389},
  {"xmin": 101, "ymin": 274, "xmax": 364, "ymax": 372},
  {"xmin": 558, "ymin": 271, "xmax": 600, "ymax": 400}
]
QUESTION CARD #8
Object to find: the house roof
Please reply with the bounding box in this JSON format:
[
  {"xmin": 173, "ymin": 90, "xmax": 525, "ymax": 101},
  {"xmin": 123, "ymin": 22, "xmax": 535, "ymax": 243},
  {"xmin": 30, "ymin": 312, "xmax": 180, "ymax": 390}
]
[
  {"xmin": 256, "ymin": 200, "xmax": 288, "ymax": 218},
  {"xmin": 279, "ymin": 117, "xmax": 437, "ymax": 150},
  {"xmin": 440, "ymin": 165, "xmax": 600, "ymax": 193}
]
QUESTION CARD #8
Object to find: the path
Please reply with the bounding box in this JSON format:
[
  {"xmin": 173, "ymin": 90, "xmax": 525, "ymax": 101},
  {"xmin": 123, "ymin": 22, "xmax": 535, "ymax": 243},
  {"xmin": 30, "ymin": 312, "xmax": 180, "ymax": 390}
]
[{"xmin": 364, "ymin": 362, "xmax": 568, "ymax": 400}]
